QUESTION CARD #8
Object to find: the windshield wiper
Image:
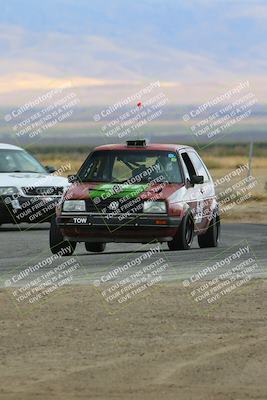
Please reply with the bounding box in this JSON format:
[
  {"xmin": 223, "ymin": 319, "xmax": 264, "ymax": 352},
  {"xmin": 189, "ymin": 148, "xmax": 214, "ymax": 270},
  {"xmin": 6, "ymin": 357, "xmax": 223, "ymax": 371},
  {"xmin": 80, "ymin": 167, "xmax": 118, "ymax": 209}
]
[
  {"xmin": 4, "ymin": 170, "xmax": 42, "ymax": 173},
  {"xmin": 80, "ymin": 179, "xmax": 107, "ymax": 183},
  {"xmin": 111, "ymin": 180, "xmax": 129, "ymax": 184},
  {"xmin": 19, "ymin": 170, "xmax": 43, "ymax": 173}
]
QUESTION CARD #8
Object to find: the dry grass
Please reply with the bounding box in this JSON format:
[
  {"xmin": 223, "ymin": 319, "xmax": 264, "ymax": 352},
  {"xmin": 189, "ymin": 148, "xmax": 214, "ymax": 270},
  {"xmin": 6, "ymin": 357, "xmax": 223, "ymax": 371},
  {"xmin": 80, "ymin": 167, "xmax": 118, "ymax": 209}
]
[
  {"xmin": 39, "ymin": 154, "xmax": 86, "ymax": 175},
  {"xmin": 204, "ymin": 155, "xmax": 267, "ymax": 170}
]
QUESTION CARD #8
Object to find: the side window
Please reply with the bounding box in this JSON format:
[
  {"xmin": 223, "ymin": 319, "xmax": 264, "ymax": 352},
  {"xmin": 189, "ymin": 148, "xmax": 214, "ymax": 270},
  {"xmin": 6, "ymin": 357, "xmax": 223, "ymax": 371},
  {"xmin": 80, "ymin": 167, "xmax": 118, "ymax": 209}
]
[
  {"xmin": 181, "ymin": 152, "xmax": 197, "ymax": 180},
  {"xmin": 188, "ymin": 152, "xmax": 210, "ymax": 182}
]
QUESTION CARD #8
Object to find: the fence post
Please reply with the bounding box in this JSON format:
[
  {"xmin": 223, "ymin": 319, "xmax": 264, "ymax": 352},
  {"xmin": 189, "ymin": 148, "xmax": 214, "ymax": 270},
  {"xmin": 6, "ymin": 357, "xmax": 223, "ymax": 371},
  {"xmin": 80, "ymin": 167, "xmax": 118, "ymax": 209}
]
[{"xmin": 248, "ymin": 141, "xmax": 254, "ymax": 178}]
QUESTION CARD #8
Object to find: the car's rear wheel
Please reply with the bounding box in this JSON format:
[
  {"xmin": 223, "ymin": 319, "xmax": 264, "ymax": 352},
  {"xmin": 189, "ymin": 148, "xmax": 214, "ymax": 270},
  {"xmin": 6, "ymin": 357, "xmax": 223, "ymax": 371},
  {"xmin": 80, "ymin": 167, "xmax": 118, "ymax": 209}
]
[
  {"xmin": 50, "ymin": 217, "xmax": 76, "ymax": 255},
  {"xmin": 168, "ymin": 212, "xmax": 194, "ymax": 251},
  {"xmin": 85, "ymin": 242, "xmax": 106, "ymax": 253},
  {"xmin": 198, "ymin": 214, "xmax": 220, "ymax": 248}
]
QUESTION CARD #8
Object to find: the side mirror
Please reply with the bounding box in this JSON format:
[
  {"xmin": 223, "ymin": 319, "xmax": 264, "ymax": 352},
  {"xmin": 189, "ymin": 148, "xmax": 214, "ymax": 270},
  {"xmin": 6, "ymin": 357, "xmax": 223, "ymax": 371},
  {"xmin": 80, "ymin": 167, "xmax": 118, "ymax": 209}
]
[
  {"xmin": 45, "ymin": 165, "xmax": 57, "ymax": 174},
  {"xmin": 68, "ymin": 174, "xmax": 78, "ymax": 183},
  {"xmin": 191, "ymin": 175, "xmax": 204, "ymax": 185}
]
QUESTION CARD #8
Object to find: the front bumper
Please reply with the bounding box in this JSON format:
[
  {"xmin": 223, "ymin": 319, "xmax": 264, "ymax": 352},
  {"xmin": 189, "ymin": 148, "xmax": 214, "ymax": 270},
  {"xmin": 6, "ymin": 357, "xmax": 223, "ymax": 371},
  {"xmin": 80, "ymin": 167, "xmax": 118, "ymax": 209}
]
[
  {"xmin": 0, "ymin": 195, "xmax": 61, "ymax": 224},
  {"xmin": 57, "ymin": 213, "xmax": 181, "ymax": 243}
]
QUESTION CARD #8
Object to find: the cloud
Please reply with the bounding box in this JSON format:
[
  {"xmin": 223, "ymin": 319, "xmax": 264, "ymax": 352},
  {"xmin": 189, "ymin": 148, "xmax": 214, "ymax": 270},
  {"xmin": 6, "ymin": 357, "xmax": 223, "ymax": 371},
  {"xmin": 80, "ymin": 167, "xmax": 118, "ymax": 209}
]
[
  {"xmin": 0, "ymin": 22, "xmax": 267, "ymax": 106},
  {"xmin": 0, "ymin": 73, "xmax": 140, "ymax": 95},
  {"xmin": 0, "ymin": 25, "xmax": 235, "ymax": 81},
  {"xmin": 229, "ymin": 3, "xmax": 267, "ymax": 22}
]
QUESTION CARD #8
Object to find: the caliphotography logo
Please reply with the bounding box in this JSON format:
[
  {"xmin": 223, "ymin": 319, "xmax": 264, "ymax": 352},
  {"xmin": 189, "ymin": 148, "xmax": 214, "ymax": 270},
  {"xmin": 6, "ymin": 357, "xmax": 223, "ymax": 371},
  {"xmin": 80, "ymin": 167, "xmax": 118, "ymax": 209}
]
[
  {"xmin": 91, "ymin": 242, "xmax": 178, "ymax": 314},
  {"xmin": 182, "ymin": 240, "xmax": 263, "ymax": 313},
  {"xmin": 1, "ymin": 244, "xmax": 85, "ymax": 315},
  {"xmin": 0, "ymin": 160, "xmax": 72, "ymax": 232}
]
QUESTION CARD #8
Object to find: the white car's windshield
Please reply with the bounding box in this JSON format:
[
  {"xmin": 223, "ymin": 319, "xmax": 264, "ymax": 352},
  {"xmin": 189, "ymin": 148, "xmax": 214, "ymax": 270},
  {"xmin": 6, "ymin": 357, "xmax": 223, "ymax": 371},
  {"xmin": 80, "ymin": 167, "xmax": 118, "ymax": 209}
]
[{"xmin": 0, "ymin": 149, "xmax": 46, "ymax": 173}]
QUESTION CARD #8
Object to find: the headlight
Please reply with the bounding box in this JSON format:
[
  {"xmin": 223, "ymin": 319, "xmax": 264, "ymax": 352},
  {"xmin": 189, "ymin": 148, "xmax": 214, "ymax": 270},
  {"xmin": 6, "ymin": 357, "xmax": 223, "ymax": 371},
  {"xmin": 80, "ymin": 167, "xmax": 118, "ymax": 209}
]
[
  {"xmin": 63, "ymin": 200, "xmax": 86, "ymax": 212},
  {"xmin": 143, "ymin": 201, "xmax": 166, "ymax": 214},
  {"xmin": 0, "ymin": 187, "xmax": 19, "ymax": 196}
]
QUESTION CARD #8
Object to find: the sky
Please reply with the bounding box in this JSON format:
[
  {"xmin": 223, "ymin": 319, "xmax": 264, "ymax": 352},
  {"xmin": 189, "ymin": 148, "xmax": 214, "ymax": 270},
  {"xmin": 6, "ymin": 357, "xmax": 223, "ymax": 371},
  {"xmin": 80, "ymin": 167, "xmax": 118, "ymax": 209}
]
[{"xmin": 0, "ymin": 0, "xmax": 267, "ymax": 105}]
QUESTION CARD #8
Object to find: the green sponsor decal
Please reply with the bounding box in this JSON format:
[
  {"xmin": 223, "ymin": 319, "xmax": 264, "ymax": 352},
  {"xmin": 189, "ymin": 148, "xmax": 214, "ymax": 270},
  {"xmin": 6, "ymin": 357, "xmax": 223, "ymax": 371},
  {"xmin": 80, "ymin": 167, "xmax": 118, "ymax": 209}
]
[{"xmin": 90, "ymin": 183, "xmax": 149, "ymax": 200}]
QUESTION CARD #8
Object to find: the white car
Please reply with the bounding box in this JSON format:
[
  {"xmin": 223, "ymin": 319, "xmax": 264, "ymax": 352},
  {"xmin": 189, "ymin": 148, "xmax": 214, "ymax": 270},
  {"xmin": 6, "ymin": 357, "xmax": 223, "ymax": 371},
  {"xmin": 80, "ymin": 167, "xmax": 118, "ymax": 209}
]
[{"xmin": 0, "ymin": 143, "xmax": 69, "ymax": 225}]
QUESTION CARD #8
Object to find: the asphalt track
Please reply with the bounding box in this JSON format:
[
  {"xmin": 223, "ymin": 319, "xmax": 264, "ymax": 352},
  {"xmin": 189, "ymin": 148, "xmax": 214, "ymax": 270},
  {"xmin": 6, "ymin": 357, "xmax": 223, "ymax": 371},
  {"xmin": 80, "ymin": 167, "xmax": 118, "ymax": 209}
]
[{"xmin": 0, "ymin": 223, "xmax": 266, "ymax": 290}]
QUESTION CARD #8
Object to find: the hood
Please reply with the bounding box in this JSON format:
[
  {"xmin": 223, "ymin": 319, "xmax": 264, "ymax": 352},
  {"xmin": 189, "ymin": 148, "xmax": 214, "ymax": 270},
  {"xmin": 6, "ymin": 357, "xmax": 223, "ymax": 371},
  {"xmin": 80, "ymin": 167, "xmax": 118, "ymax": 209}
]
[
  {"xmin": 0, "ymin": 172, "xmax": 69, "ymax": 189},
  {"xmin": 65, "ymin": 182, "xmax": 185, "ymax": 201}
]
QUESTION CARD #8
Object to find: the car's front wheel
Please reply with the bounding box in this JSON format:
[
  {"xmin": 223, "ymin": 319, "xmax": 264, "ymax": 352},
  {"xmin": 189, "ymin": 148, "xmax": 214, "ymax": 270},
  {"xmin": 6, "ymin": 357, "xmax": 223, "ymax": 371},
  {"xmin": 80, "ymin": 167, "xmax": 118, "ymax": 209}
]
[
  {"xmin": 85, "ymin": 243, "xmax": 106, "ymax": 253},
  {"xmin": 198, "ymin": 214, "xmax": 220, "ymax": 248},
  {"xmin": 168, "ymin": 212, "xmax": 194, "ymax": 251},
  {"xmin": 50, "ymin": 217, "xmax": 76, "ymax": 255}
]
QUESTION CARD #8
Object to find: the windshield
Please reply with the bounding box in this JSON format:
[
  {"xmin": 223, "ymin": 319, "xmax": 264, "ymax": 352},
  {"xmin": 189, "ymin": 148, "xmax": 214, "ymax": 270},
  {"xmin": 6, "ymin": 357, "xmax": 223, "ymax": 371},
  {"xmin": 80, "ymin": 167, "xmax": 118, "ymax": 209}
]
[
  {"xmin": 0, "ymin": 149, "xmax": 46, "ymax": 173},
  {"xmin": 78, "ymin": 150, "xmax": 183, "ymax": 184}
]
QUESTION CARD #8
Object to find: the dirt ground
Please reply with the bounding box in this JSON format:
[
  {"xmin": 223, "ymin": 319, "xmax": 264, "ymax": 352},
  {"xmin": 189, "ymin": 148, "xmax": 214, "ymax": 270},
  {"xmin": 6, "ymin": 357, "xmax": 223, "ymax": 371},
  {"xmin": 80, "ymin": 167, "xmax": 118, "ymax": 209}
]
[
  {"xmin": 222, "ymin": 201, "xmax": 267, "ymax": 224},
  {"xmin": 0, "ymin": 280, "xmax": 267, "ymax": 400}
]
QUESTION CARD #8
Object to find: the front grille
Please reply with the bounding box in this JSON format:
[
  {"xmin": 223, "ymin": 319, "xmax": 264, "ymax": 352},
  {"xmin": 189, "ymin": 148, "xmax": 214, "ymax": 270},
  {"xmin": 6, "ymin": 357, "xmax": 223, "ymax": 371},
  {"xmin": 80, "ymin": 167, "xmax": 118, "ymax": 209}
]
[
  {"xmin": 22, "ymin": 186, "xmax": 64, "ymax": 196},
  {"xmin": 86, "ymin": 197, "xmax": 144, "ymax": 214}
]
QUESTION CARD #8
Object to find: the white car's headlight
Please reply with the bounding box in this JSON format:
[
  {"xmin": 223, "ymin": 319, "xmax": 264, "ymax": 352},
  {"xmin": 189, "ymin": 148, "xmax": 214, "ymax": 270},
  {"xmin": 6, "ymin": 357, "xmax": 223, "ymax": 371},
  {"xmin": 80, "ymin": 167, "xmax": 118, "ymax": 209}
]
[
  {"xmin": 143, "ymin": 201, "xmax": 166, "ymax": 214},
  {"xmin": 0, "ymin": 187, "xmax": 19, "ymax": 196},
  {"xmin": 63, "ymin": 200, "xmax": 86, "ymax": 212}
]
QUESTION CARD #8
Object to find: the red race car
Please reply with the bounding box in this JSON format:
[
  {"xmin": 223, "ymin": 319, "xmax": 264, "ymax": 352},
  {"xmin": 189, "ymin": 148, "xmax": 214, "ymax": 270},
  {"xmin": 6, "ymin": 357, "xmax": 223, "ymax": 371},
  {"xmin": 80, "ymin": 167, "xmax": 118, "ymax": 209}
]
[{"xmin": 50, "ymin": 140, "xmax": 220, "ymax": 255}]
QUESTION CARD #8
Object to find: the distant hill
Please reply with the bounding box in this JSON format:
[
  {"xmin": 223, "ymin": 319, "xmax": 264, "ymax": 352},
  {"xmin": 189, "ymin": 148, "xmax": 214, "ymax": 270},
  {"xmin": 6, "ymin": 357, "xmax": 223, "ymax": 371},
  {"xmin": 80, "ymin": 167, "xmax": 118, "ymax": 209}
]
[{"xmin": 0, "ymin": 105, "xmax": 266, "ymax": 147}]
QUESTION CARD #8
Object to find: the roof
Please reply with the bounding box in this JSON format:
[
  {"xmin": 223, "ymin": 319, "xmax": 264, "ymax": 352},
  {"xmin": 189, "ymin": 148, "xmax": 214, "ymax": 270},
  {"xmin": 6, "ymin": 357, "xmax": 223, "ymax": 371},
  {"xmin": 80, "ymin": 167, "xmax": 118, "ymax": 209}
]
[
  {"xmin": 94, "ymin": 143, "xmax": 193, "ymax": 152},
  {"xmin": 0, "ymin": 143, "xmax": 23, "ymax": 150}
]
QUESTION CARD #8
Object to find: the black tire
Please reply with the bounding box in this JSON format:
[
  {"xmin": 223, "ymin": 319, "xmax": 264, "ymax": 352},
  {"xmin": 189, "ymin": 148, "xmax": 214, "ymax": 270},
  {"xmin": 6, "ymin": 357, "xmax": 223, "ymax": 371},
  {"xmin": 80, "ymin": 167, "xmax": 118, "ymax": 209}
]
[
  {"xmin": 198, "ymin": 214, "xmax": 220, "ymax": 248},
  {"xmin": 50, "ymin": 217, "xmax": 76, "ymax": 255},
  {"xmin": 168, "ymin": 212, "xmax": 194, "ymax": 251},
  {"xmin": 85, "ymin": 242, "xmax": 106, "ymax": 253}
]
